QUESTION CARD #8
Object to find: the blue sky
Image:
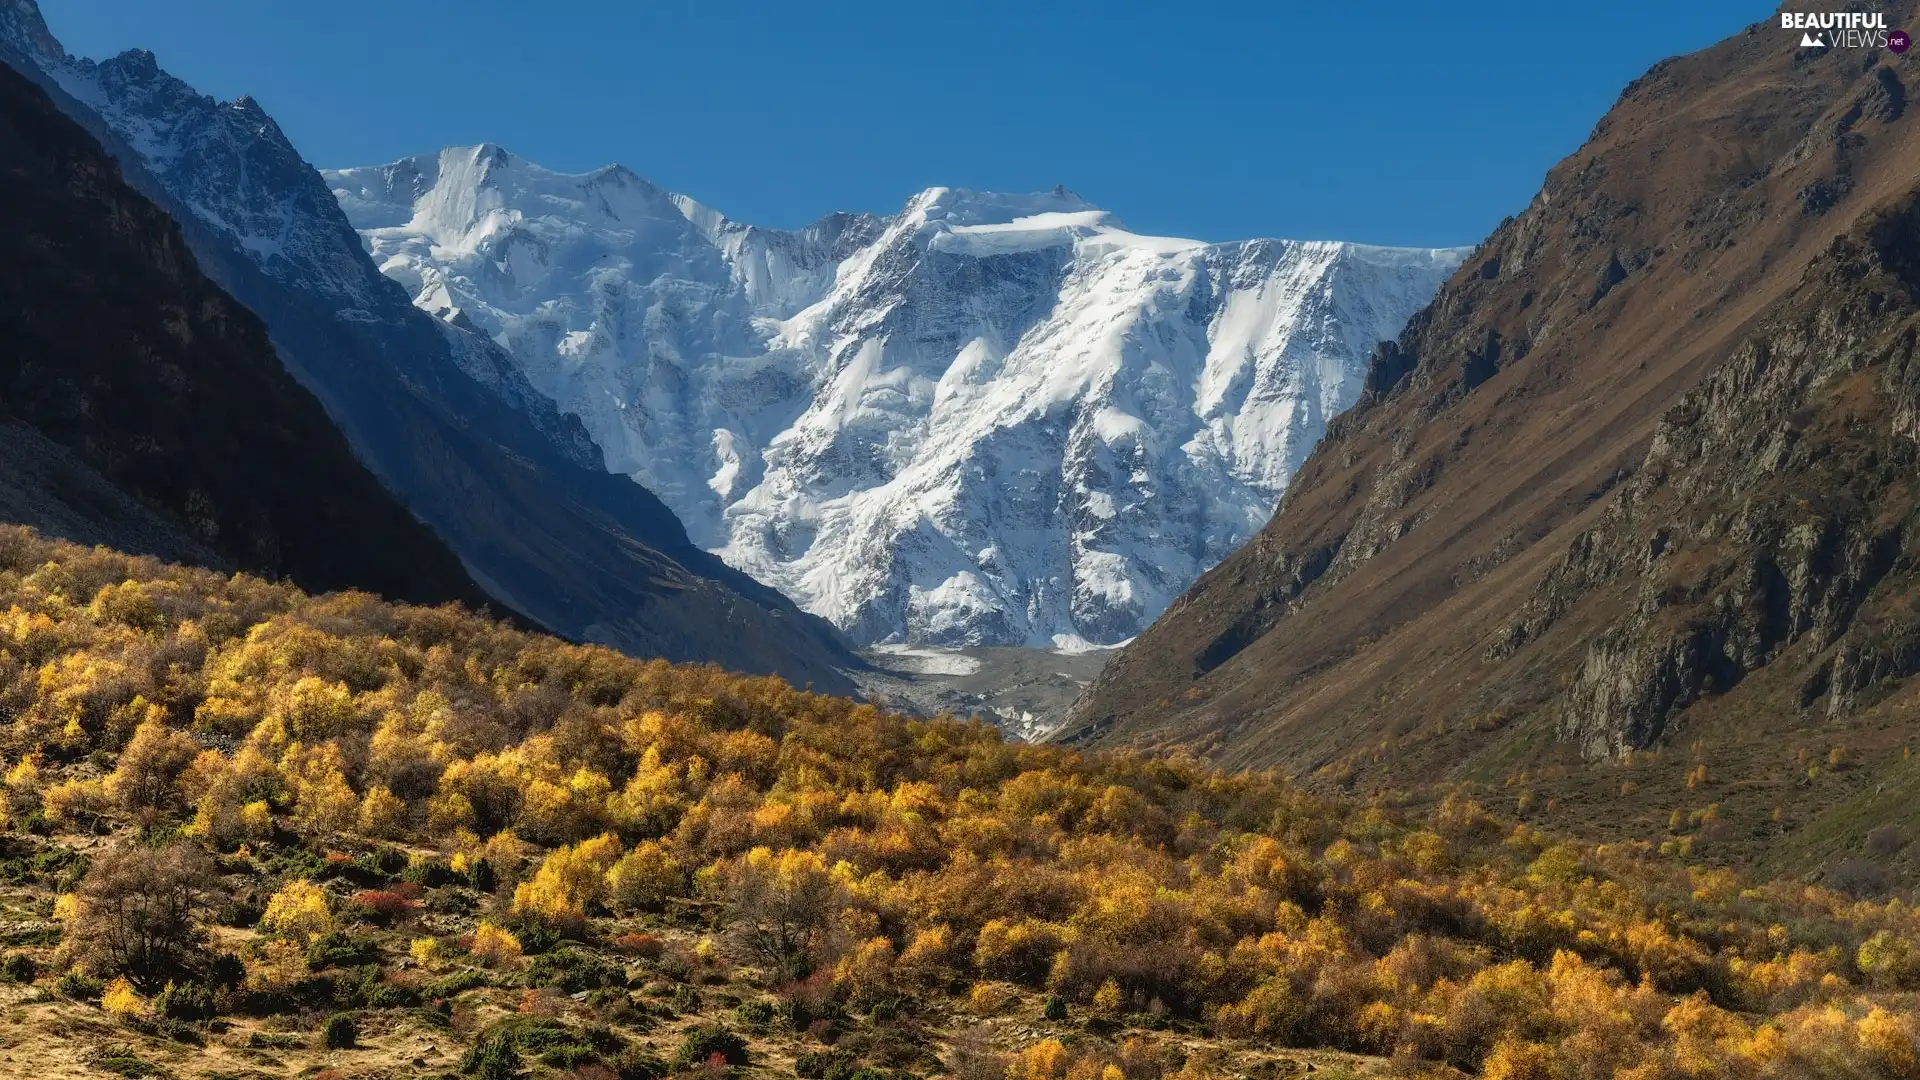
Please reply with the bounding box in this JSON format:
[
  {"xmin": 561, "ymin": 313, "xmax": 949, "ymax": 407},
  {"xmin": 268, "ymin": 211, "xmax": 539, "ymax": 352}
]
[{"xmin": 42, "ymin": 0, "xmax": 1771, "ymax": 247}]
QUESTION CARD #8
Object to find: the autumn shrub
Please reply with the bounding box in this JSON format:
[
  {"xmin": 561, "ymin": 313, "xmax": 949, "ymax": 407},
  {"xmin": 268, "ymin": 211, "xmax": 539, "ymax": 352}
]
[
  {"xmin": 470, "ymin": 921, "xmax": 523, "ymax": 967},
  {"xmin": 18, "ymin": 527, "xmax": 1920, "ymax": 1079},
  {"xmin": 614, "ymin": 932, "xmax": 665, "ymax": 958},
  {"xmin": 723, "ymin": 846, "xmax": 837, "ymax": 981},
  {"xmin": 350, "ymin": 888, "xmax": 417, "ymax": 924}
]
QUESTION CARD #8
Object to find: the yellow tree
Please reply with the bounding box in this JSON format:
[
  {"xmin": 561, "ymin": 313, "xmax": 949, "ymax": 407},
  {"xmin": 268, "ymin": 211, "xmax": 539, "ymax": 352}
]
[
  {"xmin": 513, "ymin": 833, "xmax": 623, "ymax": 919},
  {"xmin": 724, "ymin": 846, "xmax": 838, "ymax": 981}
]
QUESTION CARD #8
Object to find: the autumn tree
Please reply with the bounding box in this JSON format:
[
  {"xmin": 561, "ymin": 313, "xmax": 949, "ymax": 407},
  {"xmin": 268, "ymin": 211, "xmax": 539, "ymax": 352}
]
[
  {"xmin": 104, "ymin": 712, "xmax": 201, "ymax": 812},
  {"xmin": 723, "ymin": 846, "xmax": 838, "ymax": 980},
  {"xmin": 59, "ymin": 842, "xmax": 222, "ymax": 980}
]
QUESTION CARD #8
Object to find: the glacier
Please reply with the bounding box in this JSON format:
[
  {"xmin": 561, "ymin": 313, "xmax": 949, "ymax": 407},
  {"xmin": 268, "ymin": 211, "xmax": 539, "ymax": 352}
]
[{"xmin": 326, "ymin": 147, "xmax": 1465, "ymax": 648}]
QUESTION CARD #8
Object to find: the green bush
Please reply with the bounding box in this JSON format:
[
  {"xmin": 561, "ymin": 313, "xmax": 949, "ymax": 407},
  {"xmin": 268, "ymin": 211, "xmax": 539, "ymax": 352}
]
[
  {"xmin": 460, "ymin": 1038, "xmax": 521, "ymax": 1080},
  {"xmin": 57, "ymin": 971, "xmax": 102, "ymax": 1000},
  {"xmin": 673, "ymin": 1025, "xmax": 749, "ymax": 1070},
  {"xmin": 426, "ymin": 968, "xmax": 488, "ymax": 999},
  {"xmin": 154, "ymin": 979, "xmax": 217, "ymax": 1021},
  {"xmin": 402, "ymin": 857, "xmax": 458, "ymax": 888},
  {"xmin": 1043, "ymin": 995, "xmax": 1067, "ymax": 1021},
  {"xmin": 322, "ymin": 1012, "xmax": 358, "ymax": 1049},
  {"xmin": 308, "ymin": 930, "xmax": 381, "ymax": 969},
  {"xmin": 541, "ymin": 1043, "xmax": 600, "ymax": 1068},
  {"xmin": 526, "ymin": 947, "xmax": 623, "ymax": 993},
  {"xmin": 735, "ymin": 998, "xmax": 775, "ymax": 1026},
  {"xmin": 502, "ymin": 914, "xmax": 561, "ymax": 955},
  {"xmin": 796, "ymin": 1049, "xmax": 860, "ymax": 1080},
  {"xmin": 671, "ymin": 983, "xmax": 702, "ymax": 1014},
  {"xmin": 0, "ymin": 952, "xmax": 37, "ymax": 983},
  {"xmin": 90, "ymin": 1044, "xmax": 162, "ymax": 1078},
  {"xmin": 613, "ymin": 1046, "xmax": 668, "ymax": 1080},
  {"xmin": 466, "ymin": 857, "xmax": 497, "ymax": 894}
]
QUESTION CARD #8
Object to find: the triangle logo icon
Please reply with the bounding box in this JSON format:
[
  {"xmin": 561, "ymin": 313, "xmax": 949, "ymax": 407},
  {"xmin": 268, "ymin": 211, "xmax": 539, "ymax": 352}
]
[{"xmin": 1800, "ymin": 31, "xmax": 1824, "ymax": 46}]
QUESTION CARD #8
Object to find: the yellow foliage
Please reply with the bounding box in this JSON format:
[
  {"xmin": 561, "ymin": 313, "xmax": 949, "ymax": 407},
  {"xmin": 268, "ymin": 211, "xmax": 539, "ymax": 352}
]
[
  {"xmin": 358, "ymin": 785, "xmax": 406, "ymax": 837},
  {"xmin": 100, "ymin": 976, "xmax": 147, "ymax": 1018},
  {"xmin": 1859, "ymin": 1006, "xmax": 1920, "ymax": 1079},
  {"xmin": 835, "ymin": 936, "xmax": 895, "ymax": 1005},
  {"xmin": 245, "ymin": 938, "xmax": 309, "ymax": 992},
  {"xmin": 1480, "ymin": 1038, "xmax": 1555, "ymax": 1080},
  {"xmin": 606, "ymin": 839, "xmax": 684, "ymax": 912},
  {"xmin": 471, "ymin": 920, "xmax": 523, "ymax": 967},
  {"xmin": 261, "ymin": 878, "xmax": 333, "ymax": 944},
  {"xmin": 7, "ymin": 526, "xmax": 1920, "ymax": 1080},
  {"xmin": 968, "ymin": 982, "xmax": 1016, "ymax": 1015},
  {"xmin": 42, "ymin": 776, "xmax": 107, "ymax": 824},
  {"xmin": 513, "ymin": 832, "xmax": 622, "ymax": 918}
]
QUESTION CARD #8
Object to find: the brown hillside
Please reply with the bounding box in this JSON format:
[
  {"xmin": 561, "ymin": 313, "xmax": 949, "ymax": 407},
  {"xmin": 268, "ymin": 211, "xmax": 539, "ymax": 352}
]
[{"xmin": 1066, "ymin": 9, "xmax": 1920, "ymax": 873}]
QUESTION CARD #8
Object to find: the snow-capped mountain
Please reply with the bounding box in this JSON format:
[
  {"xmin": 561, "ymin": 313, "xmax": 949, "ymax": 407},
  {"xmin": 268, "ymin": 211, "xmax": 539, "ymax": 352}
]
[
  {"xmin": 0, "ymin": 1, "xmax": 858, "ymax": 691},
  {"xmin": 328, "ymin": 146, "xmax": 1466, "ymax": 648}
]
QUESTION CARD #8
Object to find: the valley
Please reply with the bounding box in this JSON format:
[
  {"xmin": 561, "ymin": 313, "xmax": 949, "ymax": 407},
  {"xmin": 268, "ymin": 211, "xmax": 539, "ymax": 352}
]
[
  {"xmin": 5, "ymin": 1, "xmax": 1920, "ymax": 1078},
  {"xmin": 852, "ymin": 645, "xmax": 1113, "ymax": 743}
]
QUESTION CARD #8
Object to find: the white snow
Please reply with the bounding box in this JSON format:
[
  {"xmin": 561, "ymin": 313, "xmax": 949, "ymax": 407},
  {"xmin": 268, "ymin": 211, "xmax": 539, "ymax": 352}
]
[{"xmin": 324, "ymin": 146, "xmax": 1468, "ymax": 647}]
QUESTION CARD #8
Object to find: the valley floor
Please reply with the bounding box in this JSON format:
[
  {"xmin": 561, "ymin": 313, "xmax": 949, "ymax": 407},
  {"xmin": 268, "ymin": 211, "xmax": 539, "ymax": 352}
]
[{"xmin": 850, "ymin": 646, "xmax": 1114, "ymax": 742}]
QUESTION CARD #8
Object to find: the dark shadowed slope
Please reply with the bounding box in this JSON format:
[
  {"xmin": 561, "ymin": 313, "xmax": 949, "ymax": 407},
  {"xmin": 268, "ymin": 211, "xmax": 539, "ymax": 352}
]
[
  {"xmin": 1067, "ymin": 9, "xmax": 1920, "ymax": 873},
  {"xmin": 0, "ymin": 0, "xmax": 858, "ymax": 693},
  {"xmin": 0, "ymin": 58, "xmax": 483, "ymax": 605}
]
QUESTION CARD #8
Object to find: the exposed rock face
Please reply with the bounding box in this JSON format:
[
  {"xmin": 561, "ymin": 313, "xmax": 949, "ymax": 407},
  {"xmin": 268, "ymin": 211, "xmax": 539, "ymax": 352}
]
[
  {"xmin": 1529, "ymin": 220, "xmax": 1920, "ymax": 757},
  {"xmin": 1064, "ymin": 11, "xmax": 1920, "ymax": 794}
]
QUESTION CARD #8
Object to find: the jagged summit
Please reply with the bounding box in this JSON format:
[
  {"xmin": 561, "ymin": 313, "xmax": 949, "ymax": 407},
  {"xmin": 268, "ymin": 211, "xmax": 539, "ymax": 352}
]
[{"xmin": 326, "ymin": 146, "xmax": 1465, "ymax": 649}]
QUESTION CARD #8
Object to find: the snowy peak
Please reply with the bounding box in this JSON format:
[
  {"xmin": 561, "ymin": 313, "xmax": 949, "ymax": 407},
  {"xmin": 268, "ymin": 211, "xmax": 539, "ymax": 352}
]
[
  {"xmin": 335, "ymin": 144, "xmax": 688, "ymax": 251},
  {"xmin": 905, "ymin": 184, "xmax": 1100, "ymax": 227},
  {"xmin": 327, "ymin": 152, "xmax": 1466, "ymax": 648}
]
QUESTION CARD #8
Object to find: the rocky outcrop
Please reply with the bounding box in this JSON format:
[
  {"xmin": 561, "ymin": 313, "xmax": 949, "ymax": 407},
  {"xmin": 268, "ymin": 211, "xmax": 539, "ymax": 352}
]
[{"xmin": 1534, "ymin": 197, "xmax": 1920, "ymax": 757}]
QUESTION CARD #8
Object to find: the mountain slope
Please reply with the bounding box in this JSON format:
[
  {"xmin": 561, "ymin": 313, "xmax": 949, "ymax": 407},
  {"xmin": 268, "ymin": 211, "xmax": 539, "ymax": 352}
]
[
  {"xmin": 0, "ymin": 0, "xmax": 856, "ymax": 692},
  {"xmin": 0, "ymin": 57, "xmax": 482, "ymax": 604},
  {"xmin": 326, "ymin": 150, "xmax": 1464, "ymax": 648},
  {"xmin": 1065, "ymin": 12, "xmax": 1920, "ymax": 862}
]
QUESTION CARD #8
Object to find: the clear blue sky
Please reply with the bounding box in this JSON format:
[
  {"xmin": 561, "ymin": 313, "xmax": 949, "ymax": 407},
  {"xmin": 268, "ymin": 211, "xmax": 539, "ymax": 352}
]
[{"xmin": 41, "ymin": 0, "xmax": 1772, "ymax": 247}]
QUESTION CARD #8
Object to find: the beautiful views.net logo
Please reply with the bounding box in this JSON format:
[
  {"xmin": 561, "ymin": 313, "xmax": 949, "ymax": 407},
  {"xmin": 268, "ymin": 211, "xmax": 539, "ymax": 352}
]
[{"xmin": 1781, "ymin": 11, "xmax": 1908, "ymax": 51}]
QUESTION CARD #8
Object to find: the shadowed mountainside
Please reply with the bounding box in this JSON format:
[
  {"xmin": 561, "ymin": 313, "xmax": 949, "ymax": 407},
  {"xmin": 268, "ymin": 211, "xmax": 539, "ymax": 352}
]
[{"xmin": 0, "ymin": 58, "xmax": 483, "ymax": 605}]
